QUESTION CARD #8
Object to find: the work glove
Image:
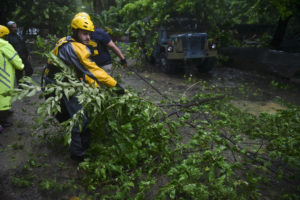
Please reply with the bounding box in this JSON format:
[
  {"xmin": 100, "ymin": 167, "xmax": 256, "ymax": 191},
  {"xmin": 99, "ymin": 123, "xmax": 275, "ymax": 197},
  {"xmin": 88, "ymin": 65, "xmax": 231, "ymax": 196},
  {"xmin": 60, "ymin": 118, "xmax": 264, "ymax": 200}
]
[
  {"xmin": 115, "ymin": 83, "xmax": 125, "ymax": 95},
  {"xmin": 120, "ymin": 58, "xmax": 127, "ymax": 67}
]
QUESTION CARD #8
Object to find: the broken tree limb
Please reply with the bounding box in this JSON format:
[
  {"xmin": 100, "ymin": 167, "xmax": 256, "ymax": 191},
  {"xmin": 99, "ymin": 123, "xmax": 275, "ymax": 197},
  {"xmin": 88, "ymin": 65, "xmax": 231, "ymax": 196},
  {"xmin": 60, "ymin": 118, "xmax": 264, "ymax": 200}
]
[
  {"xmin": 167, "ymin": 95, "xmax": 225, "ymax": 117},
  {"xmin": 132, "ymin": 70, "xmax": 171, "ymax": 101}
]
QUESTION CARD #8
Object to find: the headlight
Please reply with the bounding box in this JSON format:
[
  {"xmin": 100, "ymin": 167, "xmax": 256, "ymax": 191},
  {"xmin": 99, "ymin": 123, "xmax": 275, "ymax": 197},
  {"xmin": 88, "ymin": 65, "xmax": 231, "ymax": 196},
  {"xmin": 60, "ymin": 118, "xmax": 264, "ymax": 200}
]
[
  {"xmin": 167, "ymin": 46, "xmax": 173, "ymax": 52},
  {"xmin": 209, "ymin": 38, "xmax": 218, "ymax": 49}
]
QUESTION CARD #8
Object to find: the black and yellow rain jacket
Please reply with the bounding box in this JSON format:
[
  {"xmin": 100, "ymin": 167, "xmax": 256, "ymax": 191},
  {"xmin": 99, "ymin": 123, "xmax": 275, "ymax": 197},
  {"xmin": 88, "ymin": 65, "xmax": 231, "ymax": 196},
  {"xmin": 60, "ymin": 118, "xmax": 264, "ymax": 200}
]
[{"xmin": 46, "ymin": 36, "xmax": 117, "ymax": 88}]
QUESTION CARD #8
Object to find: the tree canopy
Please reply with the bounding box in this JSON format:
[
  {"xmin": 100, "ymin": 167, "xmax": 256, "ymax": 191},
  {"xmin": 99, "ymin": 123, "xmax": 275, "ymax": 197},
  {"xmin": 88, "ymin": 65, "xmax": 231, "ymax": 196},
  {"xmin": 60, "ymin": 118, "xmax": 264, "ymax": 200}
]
[
  {"xmin": 92, "ymin": 0, "xmax": 299, "ymax": 49},
  {"xmin": 1, "ymin": 0, "xmax": 299, "ymax": 48},
  {"xmin": 1, "ymin": 0, "xmax": 85, "ymax": 35}
]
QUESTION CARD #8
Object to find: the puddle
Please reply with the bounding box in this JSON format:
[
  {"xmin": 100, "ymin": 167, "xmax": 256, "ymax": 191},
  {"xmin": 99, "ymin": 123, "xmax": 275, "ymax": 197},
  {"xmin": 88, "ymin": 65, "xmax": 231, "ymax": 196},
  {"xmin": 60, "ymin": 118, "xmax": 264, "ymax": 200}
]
[{"xmin": 231, "ymin": 100, "xmax": 287, "ymax": 116}]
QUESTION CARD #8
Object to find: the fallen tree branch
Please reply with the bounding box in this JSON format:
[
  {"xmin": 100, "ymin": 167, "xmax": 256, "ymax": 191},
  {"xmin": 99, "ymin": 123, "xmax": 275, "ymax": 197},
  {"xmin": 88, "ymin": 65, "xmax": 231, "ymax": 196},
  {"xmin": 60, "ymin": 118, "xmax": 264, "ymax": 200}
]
[
  {"xmin": 182, "ymin": 80, "xmax": 203, "ymax": 97},
  {"xmin": 133, "ymin": 70, "xmax": 171, "ymax": 102},
  {"xmin": 167, "ymin": 95, "xmax": 225, "ymax": 117}
]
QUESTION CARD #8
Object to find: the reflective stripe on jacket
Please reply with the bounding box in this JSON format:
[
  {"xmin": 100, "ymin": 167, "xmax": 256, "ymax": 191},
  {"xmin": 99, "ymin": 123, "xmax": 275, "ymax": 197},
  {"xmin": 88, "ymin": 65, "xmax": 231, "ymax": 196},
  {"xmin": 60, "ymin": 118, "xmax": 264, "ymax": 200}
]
[
  {"xmin": 50, "ymin": 36, "xmax": 116, "ymax": 88},
  {"xmin": 0, "ymin": 38, "xmax": 24, "ymax": 110}
]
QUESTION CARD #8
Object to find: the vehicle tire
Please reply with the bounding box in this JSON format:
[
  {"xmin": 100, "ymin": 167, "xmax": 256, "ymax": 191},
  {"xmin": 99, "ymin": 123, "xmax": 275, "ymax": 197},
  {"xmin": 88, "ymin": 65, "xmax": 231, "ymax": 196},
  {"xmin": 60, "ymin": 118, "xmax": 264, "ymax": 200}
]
[
  {"xmin": 153, "ymin": 45, "xmax": 161, "ymax": 67},
  {"xmin": 159, "ymin": 52, "xmax": 172, "ymax": 73},
  {"xmin": 198, "ymin": 57, "xmax": 215, "ymax": 73}
]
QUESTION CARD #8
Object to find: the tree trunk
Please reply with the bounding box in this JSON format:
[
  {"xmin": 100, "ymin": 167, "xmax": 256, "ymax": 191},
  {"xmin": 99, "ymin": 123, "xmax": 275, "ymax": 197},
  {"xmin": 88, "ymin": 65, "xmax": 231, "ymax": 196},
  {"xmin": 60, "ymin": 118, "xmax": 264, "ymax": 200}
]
[
  {"xmin": 93, "ymin": 0, "xmax": 116, "ymax": 14},
  {"xmin": 93, "ymin": 0, "xmax": 101, "ymax": 14},
  {"xmin": 270, "ymin": 15, "xmax": 292, "ymax": 49}
]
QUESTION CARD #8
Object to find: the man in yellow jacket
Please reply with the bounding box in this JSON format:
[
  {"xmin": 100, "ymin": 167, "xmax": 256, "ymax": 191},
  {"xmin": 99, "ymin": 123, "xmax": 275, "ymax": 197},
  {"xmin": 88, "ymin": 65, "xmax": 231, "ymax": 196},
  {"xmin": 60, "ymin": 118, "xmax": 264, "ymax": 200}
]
[
  {"xmin": 74, "ymin": 12, "xmax": 127, "ymax": 75},
  {"xmin": 0, "ymin": 25, "xmax": 24, "ymax": 133},
  {"xmin": 44, "ymin": 16, "xmax": 124, "ymax": 161}
]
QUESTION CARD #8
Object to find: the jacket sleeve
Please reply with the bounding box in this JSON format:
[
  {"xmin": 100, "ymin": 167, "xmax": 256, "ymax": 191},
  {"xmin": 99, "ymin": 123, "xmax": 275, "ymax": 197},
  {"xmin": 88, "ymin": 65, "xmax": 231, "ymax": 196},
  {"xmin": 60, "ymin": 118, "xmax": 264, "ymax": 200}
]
[
  {"xmin": 22, "ymin": 37, "xmax": 29, "ymax": 57},
  {"xmin": 71, "ymin": 42, "xmax": 117, "ymax": 88},
  {"xmin": 4, "ymin": 42, "xmax": 24, "ymax": 71}
]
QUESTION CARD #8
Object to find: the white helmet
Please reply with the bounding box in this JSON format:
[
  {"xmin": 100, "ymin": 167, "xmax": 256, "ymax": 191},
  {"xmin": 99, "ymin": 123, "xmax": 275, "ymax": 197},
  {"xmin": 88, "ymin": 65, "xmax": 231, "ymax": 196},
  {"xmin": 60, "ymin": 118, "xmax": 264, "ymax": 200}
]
[{"xmin": 7, "ymin": 21, "xmax": 16, "ymax": 28}]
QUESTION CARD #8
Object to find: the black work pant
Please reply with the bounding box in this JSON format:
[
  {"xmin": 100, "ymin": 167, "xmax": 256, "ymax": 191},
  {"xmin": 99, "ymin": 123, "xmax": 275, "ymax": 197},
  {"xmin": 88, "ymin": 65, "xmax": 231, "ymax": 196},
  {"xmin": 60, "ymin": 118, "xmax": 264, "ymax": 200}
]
[
  {"xmin": 56, "ymin": 96, "xmax": 91, "ymax": 157},
  {"xmin": 44, "ymin": 73, "xmax": 90, "ymax": 157},
  {"xmin": 0, "ymin": 110, "xmax": 12, "ymax": 124}
]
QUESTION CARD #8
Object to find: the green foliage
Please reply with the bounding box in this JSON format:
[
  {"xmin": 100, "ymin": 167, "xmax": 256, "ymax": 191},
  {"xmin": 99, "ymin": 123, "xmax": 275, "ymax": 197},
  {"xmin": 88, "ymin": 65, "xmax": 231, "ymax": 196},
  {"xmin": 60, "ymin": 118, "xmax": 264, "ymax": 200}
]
[
  {"xmin": 12, "ymin": 52, "xmax": 300, "ymax": 199},
  {"xmin": 34, "ymin": 35, "xmax": 59, "ymax": 57},
  {"xmin": 270, "ymin": 80, "xmax": 290, "ymax": 89},
  {"xmin": 4, "ymin": 0, "xmax": 299, "ymax": 51},
  {"xmin": 11, "ymin": 174, "xmax": 37, "ymax": 188},
  {"xmin": 100, "ymin": 0, "xmax": 300, "ymax": 52},
  {"xmin": 9, "ymin": 142, "xmax": 24, "ymax": 150},
  {"xmin": 9, "ymin": 0, "xmax": 79, "ymax": 35},
  {"xmin": 157, "ymin": 150, "xmax": 257, "ymax": 200},
  {"xmin": 92, "ymin": 10, "xmax": 124, "ymax": 37},
  {"xmin": 258, "ymin": 33, "xmax": 273, "ymax": 47},
  {"xmin": 269, "ymin": 0, "xmax": 299, "ymax": 19},
  {"xmin": 39, "ymin": 178, "xmax": 74, "ymax": 193}
]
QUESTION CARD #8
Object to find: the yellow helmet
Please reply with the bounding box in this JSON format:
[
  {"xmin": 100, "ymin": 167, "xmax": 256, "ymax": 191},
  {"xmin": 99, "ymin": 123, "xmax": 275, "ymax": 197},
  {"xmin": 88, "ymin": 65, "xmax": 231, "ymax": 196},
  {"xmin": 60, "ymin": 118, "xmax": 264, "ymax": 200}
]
[
  {"xmin": 74, "ymin": 12, "xmax": 91, "ymax": 20},
  {"xmin": 71, "ymin": 16, "xmax": 94, "ymax": 32},
  {"xmin": 0, "ymin": 25, "xmax": 10, "ymax": 38}
]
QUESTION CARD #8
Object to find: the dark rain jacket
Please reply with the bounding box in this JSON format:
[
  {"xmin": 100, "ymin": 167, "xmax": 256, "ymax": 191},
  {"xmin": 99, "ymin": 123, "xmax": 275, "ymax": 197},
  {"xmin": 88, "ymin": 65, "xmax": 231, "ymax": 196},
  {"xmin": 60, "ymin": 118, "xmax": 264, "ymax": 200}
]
[
  {"xmin": 88, "ymin": 28, "xmax": 112, "ymax": 66},
  {"xmin": 7, "ymin": 33, "xmax": 29, "ymax": 59},
  {"xmin": 46, "ymin": 36, "xmax": 117, "ymax": 88}
]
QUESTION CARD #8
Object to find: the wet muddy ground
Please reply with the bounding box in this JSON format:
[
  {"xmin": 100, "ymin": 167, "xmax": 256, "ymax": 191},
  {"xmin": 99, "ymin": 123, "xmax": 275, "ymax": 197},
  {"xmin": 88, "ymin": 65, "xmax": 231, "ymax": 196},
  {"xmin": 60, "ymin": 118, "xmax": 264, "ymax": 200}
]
[{"xmin": 0, "ymin": 53, "xmax": 299, "ymax": 199}]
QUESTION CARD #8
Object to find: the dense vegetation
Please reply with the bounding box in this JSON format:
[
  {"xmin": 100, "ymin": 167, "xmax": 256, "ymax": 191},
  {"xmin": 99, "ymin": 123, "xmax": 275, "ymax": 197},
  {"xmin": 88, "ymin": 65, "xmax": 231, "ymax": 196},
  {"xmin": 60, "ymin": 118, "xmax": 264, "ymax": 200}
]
[
  {"xmin": 1, "ymin": 0, "xmax": 299, "ymax": 50},
  {"xmin": 2, "ymin": 0, "xmax": 300, "ymax": 199},
  {"xmin": 10, "ymin": 50, "xmax": 300, "ymax": 199}
]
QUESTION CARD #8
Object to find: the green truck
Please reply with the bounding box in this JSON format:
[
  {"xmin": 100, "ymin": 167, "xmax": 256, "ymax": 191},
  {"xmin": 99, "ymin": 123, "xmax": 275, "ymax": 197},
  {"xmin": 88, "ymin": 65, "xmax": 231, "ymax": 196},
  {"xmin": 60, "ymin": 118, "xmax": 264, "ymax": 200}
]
[{"xmin": 151, "ymin": 18, "xmax": 218, "ymax": 73}]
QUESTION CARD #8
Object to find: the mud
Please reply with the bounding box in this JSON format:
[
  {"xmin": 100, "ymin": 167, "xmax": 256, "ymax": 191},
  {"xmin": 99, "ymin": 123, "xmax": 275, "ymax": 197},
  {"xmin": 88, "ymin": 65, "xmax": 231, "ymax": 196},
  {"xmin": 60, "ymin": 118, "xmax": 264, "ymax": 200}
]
[
  {"xmin": 231, "ymin": 100, "xmax": 287, "ymax": 116},
  {"xmin": 1, "ymin": 50, "xmax": 300, "ymax": 199}
]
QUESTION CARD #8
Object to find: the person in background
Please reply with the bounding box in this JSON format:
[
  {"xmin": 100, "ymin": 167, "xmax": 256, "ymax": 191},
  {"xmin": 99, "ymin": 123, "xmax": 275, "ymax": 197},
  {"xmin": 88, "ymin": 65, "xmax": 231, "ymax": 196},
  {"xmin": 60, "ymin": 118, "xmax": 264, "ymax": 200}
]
[
  {"xmin": 0, "ymin": 25, "xmax": 24, "ymax": 133},
  {"xmin": 75, "ymin": 12, "xmax": 127, "ymax": 74},
  {"xmin": 7, "ymin": 21, "xmax": 33, "ymax": 84},
  {"xmin": 43, "ymin": 16, "xmax": 124, "ymax": 161}
]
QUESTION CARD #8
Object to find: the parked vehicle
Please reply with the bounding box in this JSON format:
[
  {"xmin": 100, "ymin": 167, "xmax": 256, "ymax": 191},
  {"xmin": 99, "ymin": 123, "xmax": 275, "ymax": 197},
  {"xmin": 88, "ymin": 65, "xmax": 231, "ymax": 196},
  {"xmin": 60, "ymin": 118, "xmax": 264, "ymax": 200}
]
[{"xmin": 151, "ymin": 18, "xmax": 218, "ymax": 73}]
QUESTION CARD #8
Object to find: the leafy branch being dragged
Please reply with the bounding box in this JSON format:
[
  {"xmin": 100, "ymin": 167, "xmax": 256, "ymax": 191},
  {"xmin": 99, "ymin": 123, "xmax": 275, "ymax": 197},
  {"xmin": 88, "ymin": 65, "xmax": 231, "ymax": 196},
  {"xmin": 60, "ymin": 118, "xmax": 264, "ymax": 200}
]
[{"xmin": 11, "ymin": 53, "xmax": 300, "ymax": 199}]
